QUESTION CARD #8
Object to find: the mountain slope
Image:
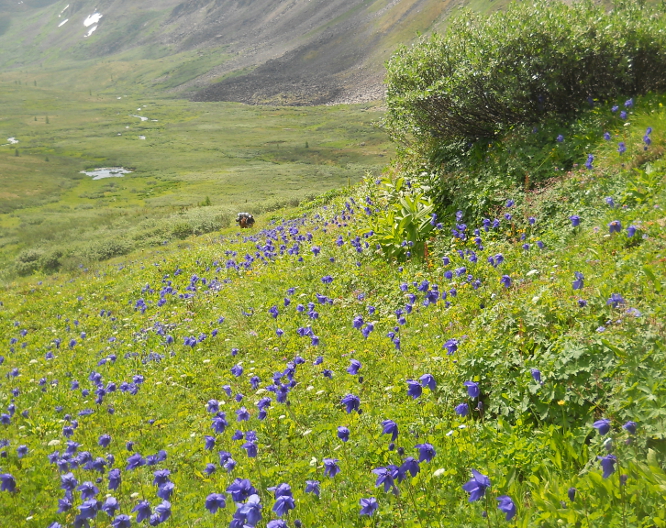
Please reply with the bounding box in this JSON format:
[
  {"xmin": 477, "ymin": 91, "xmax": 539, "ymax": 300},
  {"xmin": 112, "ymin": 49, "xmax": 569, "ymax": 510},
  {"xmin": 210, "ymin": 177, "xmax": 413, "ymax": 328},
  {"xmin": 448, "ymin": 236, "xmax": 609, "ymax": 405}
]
[{"xmin": 0, "ymin": 0, "xmax": 496, "ymax": 104}]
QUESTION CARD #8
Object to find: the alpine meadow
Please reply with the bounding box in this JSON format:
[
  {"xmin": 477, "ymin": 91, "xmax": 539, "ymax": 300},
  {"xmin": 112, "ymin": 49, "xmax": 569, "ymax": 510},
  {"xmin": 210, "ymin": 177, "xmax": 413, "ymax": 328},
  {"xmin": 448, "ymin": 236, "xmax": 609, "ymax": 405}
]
[{"xmin": 1, "ymin": 1, "xmax": 666, "ymax": 528}]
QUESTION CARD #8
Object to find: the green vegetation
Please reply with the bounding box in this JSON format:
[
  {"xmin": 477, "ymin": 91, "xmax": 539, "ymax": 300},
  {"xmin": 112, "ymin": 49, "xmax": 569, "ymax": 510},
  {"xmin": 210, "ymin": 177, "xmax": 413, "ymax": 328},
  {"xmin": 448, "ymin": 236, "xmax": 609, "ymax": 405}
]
[
  {"xmin": 0, "ymin": 82, "xmax": 390, "ymax": 277},
  {"xmin": 385, "ymin": 0, "xmax": 666, "ymax": 167},
  {"xmin": 0, "ymin": 96, "xmax": 664, "ymax": 526},
  {"xmin": 0, "ymin": 2, "xmax": 665, "ymax": 527}
]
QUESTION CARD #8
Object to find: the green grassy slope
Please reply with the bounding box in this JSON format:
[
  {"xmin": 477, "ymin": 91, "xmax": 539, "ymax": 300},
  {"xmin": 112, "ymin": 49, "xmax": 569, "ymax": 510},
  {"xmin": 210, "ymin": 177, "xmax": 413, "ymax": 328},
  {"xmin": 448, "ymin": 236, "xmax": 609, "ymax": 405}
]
[
  {"xmin": 0, "ymin": 82, "xmax": 392, "ymax": 274},
  {"xmin": 0, "ymin": 95, "xmax": 664, "ymax": 527}
]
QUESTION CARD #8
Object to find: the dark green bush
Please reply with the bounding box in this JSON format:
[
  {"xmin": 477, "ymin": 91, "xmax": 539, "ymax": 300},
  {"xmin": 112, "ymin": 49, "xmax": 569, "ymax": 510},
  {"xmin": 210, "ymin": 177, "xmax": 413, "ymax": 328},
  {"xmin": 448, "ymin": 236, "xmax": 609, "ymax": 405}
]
[
  {"xmin": 79, "ymin": 238, "xmax": 133, "ymax": 262},
  {"xmin": 37, "ymin": 249, "xmax": 63, "ymax": 272},
  {"xmin": 385, "ymin": 0, "xmax": 666, "ymax": 144},
  {"xmin": 14, "ymin": 248, "xmax": 43, "ymax": 276}
]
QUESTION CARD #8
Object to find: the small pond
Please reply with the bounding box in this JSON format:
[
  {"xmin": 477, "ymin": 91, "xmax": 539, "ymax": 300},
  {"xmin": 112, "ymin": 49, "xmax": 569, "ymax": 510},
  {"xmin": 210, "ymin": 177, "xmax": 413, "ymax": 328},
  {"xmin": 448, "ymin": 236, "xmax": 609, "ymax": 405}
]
[{"xmin": 80, "ymin": 167, "xmax": 133, "ymax": 180}]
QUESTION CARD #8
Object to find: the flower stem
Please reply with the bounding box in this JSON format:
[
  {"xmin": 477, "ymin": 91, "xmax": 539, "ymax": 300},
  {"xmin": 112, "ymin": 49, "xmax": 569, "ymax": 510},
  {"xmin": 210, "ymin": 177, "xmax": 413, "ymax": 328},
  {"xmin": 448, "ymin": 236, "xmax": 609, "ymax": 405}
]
[{"xmin": 406, "ymin": 480, "xmax": 426, "ymax": 528}]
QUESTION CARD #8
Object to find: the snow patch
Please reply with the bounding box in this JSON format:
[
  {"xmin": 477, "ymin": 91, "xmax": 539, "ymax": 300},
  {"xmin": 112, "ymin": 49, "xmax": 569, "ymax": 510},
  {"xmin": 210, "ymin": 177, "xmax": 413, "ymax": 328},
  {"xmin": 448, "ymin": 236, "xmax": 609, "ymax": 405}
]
[
  {"xmin": 59, "ymin": 4, "xmax": 69, "ymax": 16},
  {"xmin": 7, "ymin": 137, "xmax": 18, "ymax": 144},
  {"xmin": 58, "ymin": 19, "xmax": 69, "ymax": 27},
  {"xmin": 84, "ymin": 25, "xmax": 97, "ymax": 37},
  {"xmin": 131, "ymin": 115, "xmax": 149, "ymax": 122},
  {"xmin": 84, "ymin": 13, "xmax": 102, "ymax": 27}
]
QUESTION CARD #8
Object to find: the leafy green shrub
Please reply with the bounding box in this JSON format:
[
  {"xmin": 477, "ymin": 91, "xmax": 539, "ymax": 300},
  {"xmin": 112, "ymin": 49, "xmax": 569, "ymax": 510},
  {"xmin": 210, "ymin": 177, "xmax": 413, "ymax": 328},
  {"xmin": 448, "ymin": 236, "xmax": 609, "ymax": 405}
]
[
  {"xmin": 78, "ymin": 238, "xmax": 133, "ymax": 262},
  {"xmin": 14, "ymin": 248, "xmax": 43, "ymax": 276},
  {"xmin": 360, "ymin": 176, "xmax": 435, "ymax": 261},
  {"xmin": 37, "ymin": 248, "xmax": 63, "ymax": 272},
  {"xmin": 385, "ymin": 0, "xmax": 666, "ymax": 144},
  {"xmin": 171, "ymin": 221, "xmax": 193, "ymax": 239}
]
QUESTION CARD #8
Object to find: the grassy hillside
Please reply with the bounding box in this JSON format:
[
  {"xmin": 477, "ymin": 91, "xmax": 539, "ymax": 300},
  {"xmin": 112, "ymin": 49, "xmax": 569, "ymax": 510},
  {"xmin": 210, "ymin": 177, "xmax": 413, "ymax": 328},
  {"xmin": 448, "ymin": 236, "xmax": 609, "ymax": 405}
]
[
  {"xmin": 0, "ymin": 94, "xmax": 664, "ymax": 527},
  {"xmin": 0, "ymin": 81, "xmax": 391, "ymax": 275}
]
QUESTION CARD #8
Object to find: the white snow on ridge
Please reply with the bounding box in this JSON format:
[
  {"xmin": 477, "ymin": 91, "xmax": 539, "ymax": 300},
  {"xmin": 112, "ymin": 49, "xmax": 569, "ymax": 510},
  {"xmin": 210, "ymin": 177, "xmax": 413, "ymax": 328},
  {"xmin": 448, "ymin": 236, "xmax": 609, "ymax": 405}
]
[
  {"xmin": 58, "ymin": 18, "xmax": 69, "ymax": 27},
  {"xmin": 84, "ymin": 25, "xmax": 98, "ymax": 37},
  {"xmin": 84, "ymin": 13, "xmax": 102, "ymax": 27},
  {"xmin": 59, "ymin": 4, "xmax": 70, "ymax": 16},
  {"xmin": 7, "ymin": 137, "xmax": 18, "ymax": 144}
]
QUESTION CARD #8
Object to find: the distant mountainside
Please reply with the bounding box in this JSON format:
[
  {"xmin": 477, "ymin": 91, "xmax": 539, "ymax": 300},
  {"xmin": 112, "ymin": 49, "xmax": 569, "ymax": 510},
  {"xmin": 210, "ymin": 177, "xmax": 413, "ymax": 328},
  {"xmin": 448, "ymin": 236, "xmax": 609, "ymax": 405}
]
[{"xmin": 0, "ymin": 0, "xmax": 500, "ymax": 104}]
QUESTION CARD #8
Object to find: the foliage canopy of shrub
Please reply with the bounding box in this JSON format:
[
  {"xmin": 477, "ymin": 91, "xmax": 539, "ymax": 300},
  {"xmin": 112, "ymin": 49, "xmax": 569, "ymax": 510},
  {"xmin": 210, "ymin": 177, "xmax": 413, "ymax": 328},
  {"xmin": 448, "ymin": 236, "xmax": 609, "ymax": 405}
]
[{"xmin": 385, "ymin": 0, "xmax": 666, "ymax": 143}]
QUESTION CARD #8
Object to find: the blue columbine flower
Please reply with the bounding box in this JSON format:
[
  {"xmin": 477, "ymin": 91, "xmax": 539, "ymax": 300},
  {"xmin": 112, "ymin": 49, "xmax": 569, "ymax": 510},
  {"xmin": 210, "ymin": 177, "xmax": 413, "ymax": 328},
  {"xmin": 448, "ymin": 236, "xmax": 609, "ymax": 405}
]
[
  {"xmin": 420, "ymin": 373, "xmax": 436, "ymax": 391},
  {"xmin": 569, "ymin": 215, "xmax": 581, "ymax": 227},
  {"xmin": 455, "ymin": 403, "xmax": 470, "ymax": 417},
  {"xmin": 593, "ymin": 419, "xmax": 611, "ymax": 435},
  {"xmin": 237, "ymin": 494, "xmax": 262, "ymax": 526},
  {"xmin": 267, "ymin": 520, "xmax": 288, "ymax": 528},
  {"xmin": 609, "ymin": 220, "xmax": 622, "ymax": 234},
  {"xmin": 568, "ymin": 487, "xmax": 576, "ymax": 502},
  {"xmin": 500, "ymin": 275, "xmax": 511, "ymax": 288},
  {"xmin": 373, "ymin": 466, "xmax": 399, "ymax": 493},
  {"xmin": 531, "ymin": 369, "xmax": 542, "ymax": 384},
  {"xmin": 463, "ymin": 381, "xmax": 480, "ymax": 399},
  {"xmin": 627, "ymin": 225, "xmax": 637, "ymax": 237},
  {"xmin": 236, "ymin": 407, "xmax": 250, "ymax": 422},
  {"xmin": 573, "ymin": 272, "xmax": 584, "ymax": 290},
  {"xmin": 242, "ymin": 441, "xmax": 257, "ymax": 458},
  {"xmin": 153, "ymin": 469, "xmax": 170, "ymax": 487},
  {"xmin": 205, "ymin": 493, "xmax": 226, "ymax": 514},
  {"xmin": 401, "ymin": 457, "xmax": 420, "ymax": 478},
  {"xmin": 61, "ymin": 472, "xmax": 78, "ymax": 491},
  {"xmin": 618, "ymin": 142, "xmax": 626, "ymax": 155},
  {"xmin": 272, "ymin": 495, "xmax": 296, "ymax": 517},
  {"xmin": 337, "ymin": 426, "xmax": 350, "ymax": 442},
  {"xmin": 77, "ymin": 481, "xmax": 99, "ymax": 500},
  {"xmin": 157, "ymin": 482, "xmax": 174, "ymax": 500},
  {"xmin": 406, "ymin": 380, "xmax": 422, "ymax": 399},
  {"xmin": 154, "ymin": 500, "xmax": 171, "ymax": 523},
  {"xmin": 462, "ymin": 470, "xmax": 491, "ymax": 502},
  {"xmin": 443, "ymin": 338, "xmax": 458, "ymax": 355},
  {"xmin": 585, "ymin": 154, "xmax": 594, "ymax": 170},
  {"xmin": 78, "ymin": 499, "xmax": 100, "ymax": 520},
  {"xmin": 381, "ymin": 420, "xmax": 399, "ymax": 441},
  {"xmin": 102, "ymin": 497, "xmax": 119, "ymax": 517},
  {"xmin": 347, "ymin": 359, "xmax": 361, "ymax": 375},
  {"xmin": 497, "ymin": 496, "xmax": 517, "ymax": 520},
  {"xmin": 0, "ymin": 473, "xmax": 16, "ymax": 492},
  {"xmin": 305, "ymin": 480, "xmax": 320, "ymax": 497},
  {"xmin": 227, "ymin": 478, "xmax": 257, "ymax": 502},
  {"xmin": 323, "ymin": 458, "xmax": 340, "ymax": 477},
  {"xmin": 599, "ymin": 454, "xmax": 617, "ymax": 478},
  {"xmin": 341, "ymin": 394, "xmax": 360, "ymax": 413},
  {"xmin": 132, "ymin": 500, "xmax": 152, "ymax": 523},
  {"xmin": 607, "ymin": 293, "xmax": 625, "ymax": 308},
  {"xmin": 359, "ymin": 497, "xmax": 378, "ymax": 516},
  {"xmin": 623, "ymin": 421, "xmax": 637, "ymax": 435},
  {"xmin": 415, "ymin": 443, "xmax": 436, "ymax": 462},
  {"xmin": 556, "ymin": 135, "xmax": 564, "ymax": 143}
]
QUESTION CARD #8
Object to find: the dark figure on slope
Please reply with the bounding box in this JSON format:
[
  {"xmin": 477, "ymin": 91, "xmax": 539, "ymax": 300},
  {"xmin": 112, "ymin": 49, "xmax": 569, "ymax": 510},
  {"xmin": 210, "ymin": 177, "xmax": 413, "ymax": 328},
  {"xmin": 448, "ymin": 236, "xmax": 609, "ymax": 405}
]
[{"xmin": 236, "ymin": 212, "xmax": 255, "ymax": 228}]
